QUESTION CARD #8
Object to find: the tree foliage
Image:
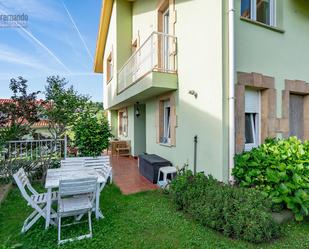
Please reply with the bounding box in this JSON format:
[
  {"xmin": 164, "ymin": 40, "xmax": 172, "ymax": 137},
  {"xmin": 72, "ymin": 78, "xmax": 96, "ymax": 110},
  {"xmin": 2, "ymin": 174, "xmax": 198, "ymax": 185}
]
[
  {"xmin": 73, "ymin": 104, "xmax": 112, "ymax": 157},
  {"xmin": 44, "ymin": 76, "xmax": 89, "ymax": 139},
  {"xmin": 0, "ymin": 77, "xmax": 40, "ymax": 146}
]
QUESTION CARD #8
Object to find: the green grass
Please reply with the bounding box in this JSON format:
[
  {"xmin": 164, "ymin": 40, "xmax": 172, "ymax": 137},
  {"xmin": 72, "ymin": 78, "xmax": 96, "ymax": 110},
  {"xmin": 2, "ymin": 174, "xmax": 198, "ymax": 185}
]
[{"xmin": 0, "ymin": 185, "xmax": 308, "ymax": 249}]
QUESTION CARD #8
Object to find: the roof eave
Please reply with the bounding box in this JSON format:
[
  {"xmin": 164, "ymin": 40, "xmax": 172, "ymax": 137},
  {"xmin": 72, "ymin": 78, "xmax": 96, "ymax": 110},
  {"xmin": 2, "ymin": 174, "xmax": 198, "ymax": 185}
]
[{"xmin": 93, "ymin": 0, "xmax": 114, "ymax": 74}]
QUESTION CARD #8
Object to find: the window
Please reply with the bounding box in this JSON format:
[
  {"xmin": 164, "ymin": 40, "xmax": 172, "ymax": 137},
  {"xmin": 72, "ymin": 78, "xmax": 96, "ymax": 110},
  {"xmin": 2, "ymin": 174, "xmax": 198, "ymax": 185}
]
[
  {"xmin": 289, "ymin": 94, "xmax": 304, "ymax": 140},
  {"xmin": 241, "ymin": 0, "xmax": 276, "ymax": 26},
  {"xmin": 118, "ymin": 109, "xmax": 128, "ymax": 137},
  {"xmin": 161, "ymin": 99, "xmax": 171, "ymax": 144},
  {"xmin": 245, "ymin": 89, "xmax": 260, "ymax": 151},
  {"xmin": 157, "ymin": 94, "xmax": 176, "ymax": 146},
  {"xmin": 106, "ymin": 51, "xmax": 113, "ymax": 83}
]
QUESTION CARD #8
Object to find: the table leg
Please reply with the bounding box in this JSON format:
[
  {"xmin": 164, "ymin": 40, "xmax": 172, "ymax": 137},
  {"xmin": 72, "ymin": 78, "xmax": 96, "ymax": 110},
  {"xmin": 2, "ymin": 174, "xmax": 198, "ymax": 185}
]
[
  {"xmin": 45, "ymin": 188, "xmax": 52, "ymax": 229},
  {"xmin": 95, "ymin": 183, "xmax": 104, "ymax": 219}
]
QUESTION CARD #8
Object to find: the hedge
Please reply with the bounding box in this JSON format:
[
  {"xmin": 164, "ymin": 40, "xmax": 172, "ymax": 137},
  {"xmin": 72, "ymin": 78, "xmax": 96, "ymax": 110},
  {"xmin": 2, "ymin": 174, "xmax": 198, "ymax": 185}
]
[{"xmin": 169, "ymin": 171, "xmax": 281, "ymax": 243}]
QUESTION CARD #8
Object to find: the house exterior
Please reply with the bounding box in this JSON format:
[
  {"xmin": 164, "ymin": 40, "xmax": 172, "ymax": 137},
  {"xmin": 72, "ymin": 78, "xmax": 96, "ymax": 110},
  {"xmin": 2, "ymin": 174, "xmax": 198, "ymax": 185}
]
[{"xmin": 94, "ymin": 0, "xmax": 309, "ymax": 182}]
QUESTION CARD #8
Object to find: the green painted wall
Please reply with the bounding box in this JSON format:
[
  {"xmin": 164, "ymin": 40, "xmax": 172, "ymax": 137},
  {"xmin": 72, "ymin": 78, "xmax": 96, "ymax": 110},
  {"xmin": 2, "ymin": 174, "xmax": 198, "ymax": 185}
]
[
  {"xmin": 110, "ymin": 110, "xmax": 118, "ymax": 138},
  {"xmin": 116, "ymin": 0, "xmax": 132, "ymax": 71},
  {"xmin": 235, "ymin": 0, "xmax": 309, "ymax": 118},
  {"xmin": 133, "ymin": 103, "xmax": 146, "ymax": 156}
]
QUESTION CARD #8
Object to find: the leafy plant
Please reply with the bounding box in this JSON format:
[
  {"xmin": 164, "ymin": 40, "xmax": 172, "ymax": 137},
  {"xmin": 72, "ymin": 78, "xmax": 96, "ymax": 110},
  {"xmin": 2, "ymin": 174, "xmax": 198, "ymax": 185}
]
[
  {"xmin": 44, "ymin": 76, "xmax": 89, "ymax": 140},
  {"xmin": 169, "ymin": 170, "xmax": 281, "ymax": 243},
  {"xmin": 72, "ymin": 106, "xmax": 112, "ymax": 157},
  {"xmin": 0, "ymin": 77, "xmax": 41, "ymax": 147},
  {"xmin": 233, "ymin": 137, "xmax": 309, "ymax": 221}
]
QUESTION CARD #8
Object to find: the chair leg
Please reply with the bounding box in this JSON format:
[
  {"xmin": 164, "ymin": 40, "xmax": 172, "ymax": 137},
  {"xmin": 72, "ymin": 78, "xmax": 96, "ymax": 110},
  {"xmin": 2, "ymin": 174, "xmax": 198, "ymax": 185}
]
[
  {"xmin": 22, "ymin": 210, "xmax": 38, "ymax": 233},
  {"xmin": 58, "ymin": 216, "xmax": 61, "ymax": 245},
  {"xmin": 88, "ymin": 211, "xmax": 92, "ymax": 238}
]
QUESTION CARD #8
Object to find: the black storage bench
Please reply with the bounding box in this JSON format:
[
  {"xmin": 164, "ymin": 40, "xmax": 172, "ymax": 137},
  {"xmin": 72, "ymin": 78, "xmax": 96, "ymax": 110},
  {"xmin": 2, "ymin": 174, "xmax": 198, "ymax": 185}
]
[{"xmin": 138, "ymin": 154, "xmax": 171, "ymax": 184}]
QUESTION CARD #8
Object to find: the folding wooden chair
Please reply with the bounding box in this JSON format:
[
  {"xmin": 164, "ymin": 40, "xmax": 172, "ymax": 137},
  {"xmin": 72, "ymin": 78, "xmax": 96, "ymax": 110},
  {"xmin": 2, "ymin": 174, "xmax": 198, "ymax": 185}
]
[
  {"xmin": 84, "ymin": 156, "xmax": 113, "ymax": 183},
  {"xmin": 13, "ymin": 168, "xmax": 58, "ymax": 233},
  {"xmin": 57, "ymin": 177, "xmax": 97, "ymax": 245}
]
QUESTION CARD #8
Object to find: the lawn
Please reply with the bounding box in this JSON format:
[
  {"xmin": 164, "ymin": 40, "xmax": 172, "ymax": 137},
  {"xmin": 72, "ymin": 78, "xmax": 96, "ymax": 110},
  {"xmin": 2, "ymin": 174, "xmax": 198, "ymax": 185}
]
[{"xmin": 0, "ymin": 184, "xmax": 308, "ymax": 249}]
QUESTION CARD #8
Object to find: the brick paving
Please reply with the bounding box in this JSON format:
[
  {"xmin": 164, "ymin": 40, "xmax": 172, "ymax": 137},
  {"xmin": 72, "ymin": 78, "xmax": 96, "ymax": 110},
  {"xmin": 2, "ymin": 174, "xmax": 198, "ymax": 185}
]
[{"xmin": 110, "ymin": 155, "xmax": 158, "ymax": 195}]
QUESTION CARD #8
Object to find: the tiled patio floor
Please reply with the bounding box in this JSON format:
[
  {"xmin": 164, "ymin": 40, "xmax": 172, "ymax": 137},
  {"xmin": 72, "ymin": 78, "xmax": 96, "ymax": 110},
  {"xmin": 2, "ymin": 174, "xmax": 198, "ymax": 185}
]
[{"xmin": 110, "ymin": 155, "xmax": 158, "ymax": 195}]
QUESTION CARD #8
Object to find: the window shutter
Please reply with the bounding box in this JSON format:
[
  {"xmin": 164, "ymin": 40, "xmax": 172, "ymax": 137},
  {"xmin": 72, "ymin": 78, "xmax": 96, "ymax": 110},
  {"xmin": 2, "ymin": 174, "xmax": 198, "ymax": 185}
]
[{"xmin": 245, "ymin": 89, "xmax": 259, "ymax": 113}]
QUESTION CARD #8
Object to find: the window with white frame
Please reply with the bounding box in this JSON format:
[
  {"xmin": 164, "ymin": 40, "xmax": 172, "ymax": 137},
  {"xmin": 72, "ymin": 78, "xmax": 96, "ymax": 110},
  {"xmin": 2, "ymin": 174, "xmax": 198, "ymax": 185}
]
[
  {"xmin": 161, "ymin": 99, "xmax": 171, "ymax": 144},
  {"xmin": 241, "ymin": 0, "xmax": 276, "ymax": 26},
  {"xmin": 245, "ymin": 89, "xmax": 260, "ymax": 151}
]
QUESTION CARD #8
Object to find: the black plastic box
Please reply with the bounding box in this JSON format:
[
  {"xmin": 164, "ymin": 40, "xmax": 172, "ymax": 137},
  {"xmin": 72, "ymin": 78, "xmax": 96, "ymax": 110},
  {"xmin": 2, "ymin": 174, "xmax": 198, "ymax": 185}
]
[{"xmin": 138, "ymin": 154, "xmax": 171, "ymax": 183}]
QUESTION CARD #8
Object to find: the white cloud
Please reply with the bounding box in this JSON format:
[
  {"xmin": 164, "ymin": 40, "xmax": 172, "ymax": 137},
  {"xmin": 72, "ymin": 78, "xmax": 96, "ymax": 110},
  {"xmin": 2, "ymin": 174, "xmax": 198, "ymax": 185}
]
[{"xmin": 0, "ymin": 43, "xmax": 51, "ymax": 71}]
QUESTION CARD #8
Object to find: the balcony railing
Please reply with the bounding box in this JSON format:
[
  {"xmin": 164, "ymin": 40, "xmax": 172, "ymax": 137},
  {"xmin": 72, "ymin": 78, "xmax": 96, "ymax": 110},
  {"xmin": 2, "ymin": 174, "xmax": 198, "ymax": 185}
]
[{"xmin": 117, "ymin": 31, "xmax": 177, "ymax": 94}]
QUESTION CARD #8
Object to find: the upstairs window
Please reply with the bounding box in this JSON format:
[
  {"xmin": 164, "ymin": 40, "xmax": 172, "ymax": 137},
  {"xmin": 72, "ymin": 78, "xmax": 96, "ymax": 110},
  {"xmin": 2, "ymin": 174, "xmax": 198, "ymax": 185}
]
[
  {"xmin": 106, "ymin": 51, "xmax": 113, "ymax": 83},
  {"xmin": 241, "ymin": 0, "xmax": 276, "ymax": 26}
]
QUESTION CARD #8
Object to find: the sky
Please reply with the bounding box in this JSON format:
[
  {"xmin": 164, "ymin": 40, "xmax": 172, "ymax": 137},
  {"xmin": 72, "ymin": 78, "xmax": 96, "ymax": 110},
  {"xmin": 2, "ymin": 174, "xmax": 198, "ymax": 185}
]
[{"xmin": 0, "ymin": 0, "xmax": 103, "ymax": 101}]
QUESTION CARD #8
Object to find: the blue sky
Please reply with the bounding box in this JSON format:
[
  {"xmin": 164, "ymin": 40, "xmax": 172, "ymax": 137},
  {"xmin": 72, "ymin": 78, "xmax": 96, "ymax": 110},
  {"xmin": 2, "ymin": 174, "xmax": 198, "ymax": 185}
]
[{"xmin": 0, "ymin": 0, "xmax": 103, "ymax": 101}]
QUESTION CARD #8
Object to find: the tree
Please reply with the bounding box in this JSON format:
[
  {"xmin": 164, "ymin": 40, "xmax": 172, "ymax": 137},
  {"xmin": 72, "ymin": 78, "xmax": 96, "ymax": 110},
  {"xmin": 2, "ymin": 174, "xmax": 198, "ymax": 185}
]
[
  {"xmin": 73, "ymin": 105, "xmax": 112, "ymax": 157},
  {"xmin": 0, "ymin": 77, "xmax": 40, "ymax": 146},
  {"xmin": 44, "ymin": 76, "xmax": 89, "ymax": 139}
]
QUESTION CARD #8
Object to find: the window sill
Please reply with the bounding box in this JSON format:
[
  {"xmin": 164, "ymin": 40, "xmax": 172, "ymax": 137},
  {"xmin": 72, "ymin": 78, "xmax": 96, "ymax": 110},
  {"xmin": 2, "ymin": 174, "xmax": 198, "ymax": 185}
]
[
  {"xmin": 159, "ymin": 143, "xmax": 173, "ymax": 148},
  {"xmin": 240, "ymin": 17, "xmax": 285, "ymax": 34}
]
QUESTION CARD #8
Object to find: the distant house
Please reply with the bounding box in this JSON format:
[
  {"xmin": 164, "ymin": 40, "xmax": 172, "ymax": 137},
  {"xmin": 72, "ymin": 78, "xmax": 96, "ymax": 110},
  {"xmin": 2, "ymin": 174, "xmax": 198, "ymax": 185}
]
[{"xmin": 0, "ymin": 98, "xmax": 51, "ymax": 139}]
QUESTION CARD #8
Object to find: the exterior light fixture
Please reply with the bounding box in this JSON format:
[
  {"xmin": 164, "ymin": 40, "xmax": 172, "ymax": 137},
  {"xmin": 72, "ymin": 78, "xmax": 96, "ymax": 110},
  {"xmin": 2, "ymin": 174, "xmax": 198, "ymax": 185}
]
[
  {"xmin": 135, "ymin": 102, "xmax": 141, "ymax": 118},
  {"xmin": 188, "ymin": 90, "xmax": 198, "ymax": 98}
]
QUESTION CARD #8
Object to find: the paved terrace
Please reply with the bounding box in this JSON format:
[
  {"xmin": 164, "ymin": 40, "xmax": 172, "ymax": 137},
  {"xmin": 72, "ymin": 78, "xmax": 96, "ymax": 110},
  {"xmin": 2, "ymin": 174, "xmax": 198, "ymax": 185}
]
[{"xmin": 110, "ymin": 155, "xmax": 158, "ymax": 195}]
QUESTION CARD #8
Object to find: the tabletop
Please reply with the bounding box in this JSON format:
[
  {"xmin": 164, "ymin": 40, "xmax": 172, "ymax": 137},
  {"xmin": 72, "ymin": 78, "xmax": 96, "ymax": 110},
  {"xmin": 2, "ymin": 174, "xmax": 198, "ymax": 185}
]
[{"xmin": 45, "ymin": 168, "xmax": 106, "ymax": 189}]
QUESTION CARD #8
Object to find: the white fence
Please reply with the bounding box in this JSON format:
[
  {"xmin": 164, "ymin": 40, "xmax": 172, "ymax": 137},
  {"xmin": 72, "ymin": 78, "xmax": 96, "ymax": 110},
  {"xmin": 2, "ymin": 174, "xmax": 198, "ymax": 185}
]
[
  {"xmin": 1, "ymin": 138, "xmax": 67, "ymax": 160},
  {"xmin": 117, "ymin": 31, "xmax": 177, "ymax": 94}
]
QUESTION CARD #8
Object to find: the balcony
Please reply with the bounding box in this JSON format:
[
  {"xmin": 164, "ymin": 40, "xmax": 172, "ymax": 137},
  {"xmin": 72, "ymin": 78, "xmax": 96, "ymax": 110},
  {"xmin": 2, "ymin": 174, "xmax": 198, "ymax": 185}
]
[{"xmin": 106, "ymin": 32, "xmax": 178, "ymax": 110}]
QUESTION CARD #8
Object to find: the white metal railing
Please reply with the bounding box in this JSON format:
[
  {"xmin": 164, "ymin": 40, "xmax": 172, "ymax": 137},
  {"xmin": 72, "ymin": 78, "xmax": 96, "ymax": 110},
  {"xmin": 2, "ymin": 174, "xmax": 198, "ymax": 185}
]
[
  {"xmin": 1, "ymin": 138, "xmax": 67, "ymax": 160},
  {"xmin": 117, "ymin": 31, "xmax": 177, "ymax": 94}
]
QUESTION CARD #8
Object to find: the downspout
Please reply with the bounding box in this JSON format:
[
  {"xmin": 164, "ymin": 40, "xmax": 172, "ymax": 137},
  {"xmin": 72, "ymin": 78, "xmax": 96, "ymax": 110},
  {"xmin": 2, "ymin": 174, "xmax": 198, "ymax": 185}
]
[{"xmin": 228, "ymin": 0, "xmax": 235, "ymax": 182}]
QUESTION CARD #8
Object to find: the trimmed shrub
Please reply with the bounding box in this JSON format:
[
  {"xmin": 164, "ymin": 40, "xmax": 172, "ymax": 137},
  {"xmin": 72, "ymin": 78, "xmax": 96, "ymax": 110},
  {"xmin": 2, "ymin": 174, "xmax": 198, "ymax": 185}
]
[
  {"xmin": 233, "ymin": 137, "xmax": 309, "ymax": 221},
  {"xmin": 169, "ymin": 171, "xmax": 281, "ymax": 243}
]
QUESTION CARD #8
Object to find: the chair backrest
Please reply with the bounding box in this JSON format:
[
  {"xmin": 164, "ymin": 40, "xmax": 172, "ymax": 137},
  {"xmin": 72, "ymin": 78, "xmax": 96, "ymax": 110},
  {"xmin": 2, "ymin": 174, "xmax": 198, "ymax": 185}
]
[
  {"xmin": 61, "ymin": 159, "xmax": 84, "ymax": 168},
  {"xmin": 13, "ymin": 168, "xmax": 38, "ymax": 203},
  {"xmin": 58, "ymin": 177, "xmax": 97, "ymax": 199},
  {"xmin": 117, "ymin": 141, "xmax": 129, "ymax": 149},
  {"xmin": 84, "ymin": 156, "xmax": 110, "ymax": 168},
  {"xmin": 99, "ymin": 165, "xmax": 112, "ymax": 180}
]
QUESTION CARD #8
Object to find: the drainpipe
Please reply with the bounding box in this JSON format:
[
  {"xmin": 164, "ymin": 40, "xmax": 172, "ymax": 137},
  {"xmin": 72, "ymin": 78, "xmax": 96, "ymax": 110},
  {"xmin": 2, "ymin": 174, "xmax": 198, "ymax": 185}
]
[{"xmin": 228, "ymin": 0, "xmax": 235, "ymax": 183}]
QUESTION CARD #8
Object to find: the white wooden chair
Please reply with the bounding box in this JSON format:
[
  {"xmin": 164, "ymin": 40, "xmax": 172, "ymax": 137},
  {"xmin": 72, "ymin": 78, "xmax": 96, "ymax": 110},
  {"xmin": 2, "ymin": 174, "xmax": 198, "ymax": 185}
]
[
  {"xmin": 60, "ymin": 159, "xmax": 84, "ymax": 168},
  {"xmin": 62, "ymin": 156, "xmax": 113, "ymax": 183},
  {"xmin": 13, "ymin": 168, "xmax": 57, "ymax": 233},
  {"xmin": 57, "ymin": 177, "xmax": 97, "ymax": 245},
  {"xmin": 84, "ymin": 156, "xmax": 112, "ymax": 183}
]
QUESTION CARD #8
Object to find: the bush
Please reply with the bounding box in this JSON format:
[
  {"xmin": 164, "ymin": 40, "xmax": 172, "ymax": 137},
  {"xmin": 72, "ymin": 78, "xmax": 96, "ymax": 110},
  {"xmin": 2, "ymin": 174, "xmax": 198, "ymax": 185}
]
[
  {"xmin": 233, "ymin": 137, "xmax": 309, "ymax": 221},
  {"xmin": 169, "ymin": 171, "xmax": 281, "ymax": 243},
  {"xmin": 73, "ymin": 111, "xmax": 112, "ymax": 157}
]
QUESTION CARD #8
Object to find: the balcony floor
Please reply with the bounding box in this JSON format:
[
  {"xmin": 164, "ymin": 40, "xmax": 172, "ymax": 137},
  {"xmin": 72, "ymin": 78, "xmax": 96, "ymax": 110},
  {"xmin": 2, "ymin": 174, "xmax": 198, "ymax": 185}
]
[{"xmin": 110, "ymin": 155, "xmax": 158, "ymax": 195}]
